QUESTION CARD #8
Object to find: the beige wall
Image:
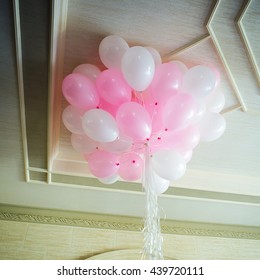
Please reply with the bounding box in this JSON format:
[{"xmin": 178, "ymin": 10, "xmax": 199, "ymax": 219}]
[{"xmin": 0, "ymin": 220, "xmax": 259, "ymax": 260}]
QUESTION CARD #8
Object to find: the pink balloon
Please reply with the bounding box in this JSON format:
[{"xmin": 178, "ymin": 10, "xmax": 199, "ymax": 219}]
[
  {"xmin": 96, "ymin": 69, "xmax": 132, "ymax": 106},
  {"xmin": 148, "ymin": 62, "xmax": 183, "ymax": 105},
  {"xmin": 62, "ymin": 105, "xmax": 85, "ymax": 134},
  {"xmin": 170, "ymin": 61, "xmax": 188, "ymax": 75},
  {"xmin": 119, "ymin": 153, "xmax": 143, "ymax": 181},
  {"xmin": 98, "ymin": 98, "xmax": 118, "ymax": 117},
  {"xmin": 162, "ymin": 93, "xmax": 198, "ymax": 131},
  {"xmin": 71, "ymin": 133, "xmax": 99, "ymax": 154},
  {"xmin": 87, "ymin": 150, "xmax": 119, "ymax": 178},
  {"xmin": 143, "ymin": 100, "xmax": 163, "ymax": 132},
  {"xmin": 116, "ymin": 102, "xmax": 152, "ymax": 141},
  {"xmin": 162, "ymin": 125, "xmax": 200, "ymax": 151},
  {"xmin": 62, "ymin": 73, "xmax": 100, "ymax": 109},
  {"xmin": 73, "ymin": 64, "xmax": 101, "ymax": 81}
]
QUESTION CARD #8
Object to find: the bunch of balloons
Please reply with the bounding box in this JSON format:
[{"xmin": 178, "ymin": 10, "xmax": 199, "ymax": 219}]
[{"xmin": 62, "ymin": 35, "xmax": 226, "ymax": 194}]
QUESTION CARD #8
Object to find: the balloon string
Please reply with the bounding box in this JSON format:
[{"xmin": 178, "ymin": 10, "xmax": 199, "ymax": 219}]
[{"xmin": 142, "ymin": 145, "xmax": 163, "ymax": 260}]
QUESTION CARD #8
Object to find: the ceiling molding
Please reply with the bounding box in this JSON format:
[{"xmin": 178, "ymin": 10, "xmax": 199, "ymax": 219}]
[
  {"xmin": 236, "ymin": 0, "xmax": 260, "ymax": 87},
  {"xmin": 206, "ymin": 0, "xmax": 247, "ymax": 112},
  {"xmin": 0, "ymin": 204, "xmax": 259, "ymax": 240}
]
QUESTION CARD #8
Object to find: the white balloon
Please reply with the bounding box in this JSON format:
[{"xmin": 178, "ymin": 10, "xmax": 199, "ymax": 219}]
[
  {"xmin": 101, "ymin": 134, "xmax": 132, "ymax": 153},
  {"xmin": 151, "ymin": 170, "xmax": 170, "ymax": 194},
  {"xmin": 151, "ymin": 149, "xmax": 186, "ymax": 181},
  {"xmin": 99, "ymin": 35, "xmax": 129, "ymax": 69},
  {"xmin": 73, "ymin": 64, "xmax": 101, "ymax": 81},
  {"xmin": 206, "ymin": 91, "xmax": 225, "ymax": 113},
  {"xmin": 98, "ymin": 173, "xmax": 119, "ymax": 184},
  {"xmin": 122, "ymin": 46, "xmax": 155, "ymax": 91},
  {"xmin": 143, "ymin": 169, "xmax": 170, "ymax": 195},
  {"xmin": 198, "ymin": 112, "xmax": 226, "ymax": 142},
  {"xmin": 183, "ymin": 65, "xmax": 216, "ymax": 99},
  {"xmin": 146, "ymin": 47, "xmax": 162, "ymax": 67},
  {"xmin": 193, "ymin": 101, "xmax": 206, "ymax": 123},
  {"xmin": 82, "ymin": 109, "xmax": 119, "ymax": 142},
  {"xmin": 62, "ymin": 105, "xmax": 85, "ymax": 134},
  {"xmin": 180, "ymin": 150, "xmax": 193, "ymax": 163},
  {"xmin": 71, "ymin": 133, "xmax": 99, "ymax": 154}
]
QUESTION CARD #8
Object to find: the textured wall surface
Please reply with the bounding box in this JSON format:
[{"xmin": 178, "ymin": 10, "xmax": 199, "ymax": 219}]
[{"xmin": 0, "ymin": 220, "xmax": 259, "ymax": 260}]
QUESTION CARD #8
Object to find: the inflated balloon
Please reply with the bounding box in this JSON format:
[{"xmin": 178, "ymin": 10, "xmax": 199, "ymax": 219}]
[
  {"xmin": 148, "ymin": 62, "xmax": 183, "ymax": 104},
  {"xmin": 62, "ymin": 105, "xmax": 85, "ymax": 134},
  {"xmin": 99, "ymin": 35, "xmax": 129, "ymax": 69},
  {"xmin": 146, "ymin": 47, "xmax": 162, "ymax": 67},
  {"xmin": 207, "ymin": 64, "xmax": 221, "ymax": 87},
  {"xmin": 101, "ymin": 134, "xmax": 132, "ymax": 154},
  {"xmin": 162, "ymin": 125, "xmax": 200, "ymax": 151},
  {"xmin": 98, "ymin": 173, "xmax": 119, "ymax": 184},
  {"xmin": 193, "ymin": 101, "xmax": 206, "ymax": 123},
  {"xmin": 71, "ymin": 133, "xmax": 99, "ymax": 154},
  {"xmin": 82, "ymin": 109, "xmax": 119, "ymax": 142},
  {"xmin": 116, "ymin": 102, "xmax": 152, "ymax": 141},
  {"xmin": 96, "ymin": 68, "xmax": 131, "ymax": 106},
  {"xmin": 143, "ymin": 169, "xmax": 170, "ymax": 195},
  {"xmin": 87, "ymin": 150, "xmax": 119, "ymax": 178},
  {"xmin": 118, "ymin": 152, "xmax": 143, "ymax": 181},
  {"xmin": 98, "ymin": 98, "xmax": 118, "ymax": 117},
  {"xmin": 61, "ymin": 35, "xmax": 226, "ymax": 195},
  {"xmin": 145, "ymin": 101, "xmax": 165, "ymax": 133},
  {"xmin": 151, "ymin": 149, "xmax": 186, "ymax": 181},
  {"xmin": 162, "ymin": 93, "xmax": 197, "ymax": 131},
  {"xmin": 151, "ymin": 170, "xmax": 170, "ymax": 195},
  {"xmin": 170, "ymin": 60, "xmax": 188, "ymax": 75},
  {"xmin": 198, "ymin": 112, "xmax": 226, "ymax": 142},
  {"xmin": 122, "ymin": 46, "xmax": 155, "ymax": 91},
  {"xmin": 206, "ymin": 91, "xmax": 225, "ymax": 113},
  {"xmin": 182, "ymin": 65, "xmax": 216, "ymax": 99},
  {"xmin": 62, "ymin": 73, "xmax": 99, "ymax": 109},
  {"xmin": 181, "ymin": 150, "xmax": 193, "ymax": 163},
  {"xmin": 73, "ymin": 64, "xmax": 101, "ymax": 81}
]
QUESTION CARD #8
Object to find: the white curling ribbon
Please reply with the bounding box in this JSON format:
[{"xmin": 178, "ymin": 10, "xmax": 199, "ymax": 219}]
[{"xmin": 142, "ymin": 146, "xmax": 163, "ymax": 260}]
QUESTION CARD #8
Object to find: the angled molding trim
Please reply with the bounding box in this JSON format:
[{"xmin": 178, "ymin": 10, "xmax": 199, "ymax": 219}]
[
  {"xmin": 206, "ymin": 0, "xmax": 247, "ymax": 112},
  {"xmin": 0, "ymin": 204, "xmax": 259, "ymax": 240},
  {"xmin": 236, "ymin": 0, "xmax": 260, "ymax": 87}
]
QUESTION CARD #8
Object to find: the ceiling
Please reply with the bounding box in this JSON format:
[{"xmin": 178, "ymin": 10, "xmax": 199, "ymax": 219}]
[{"xmin": 0, "ymin": 0, "xmax": 260, "ymax": 232}]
